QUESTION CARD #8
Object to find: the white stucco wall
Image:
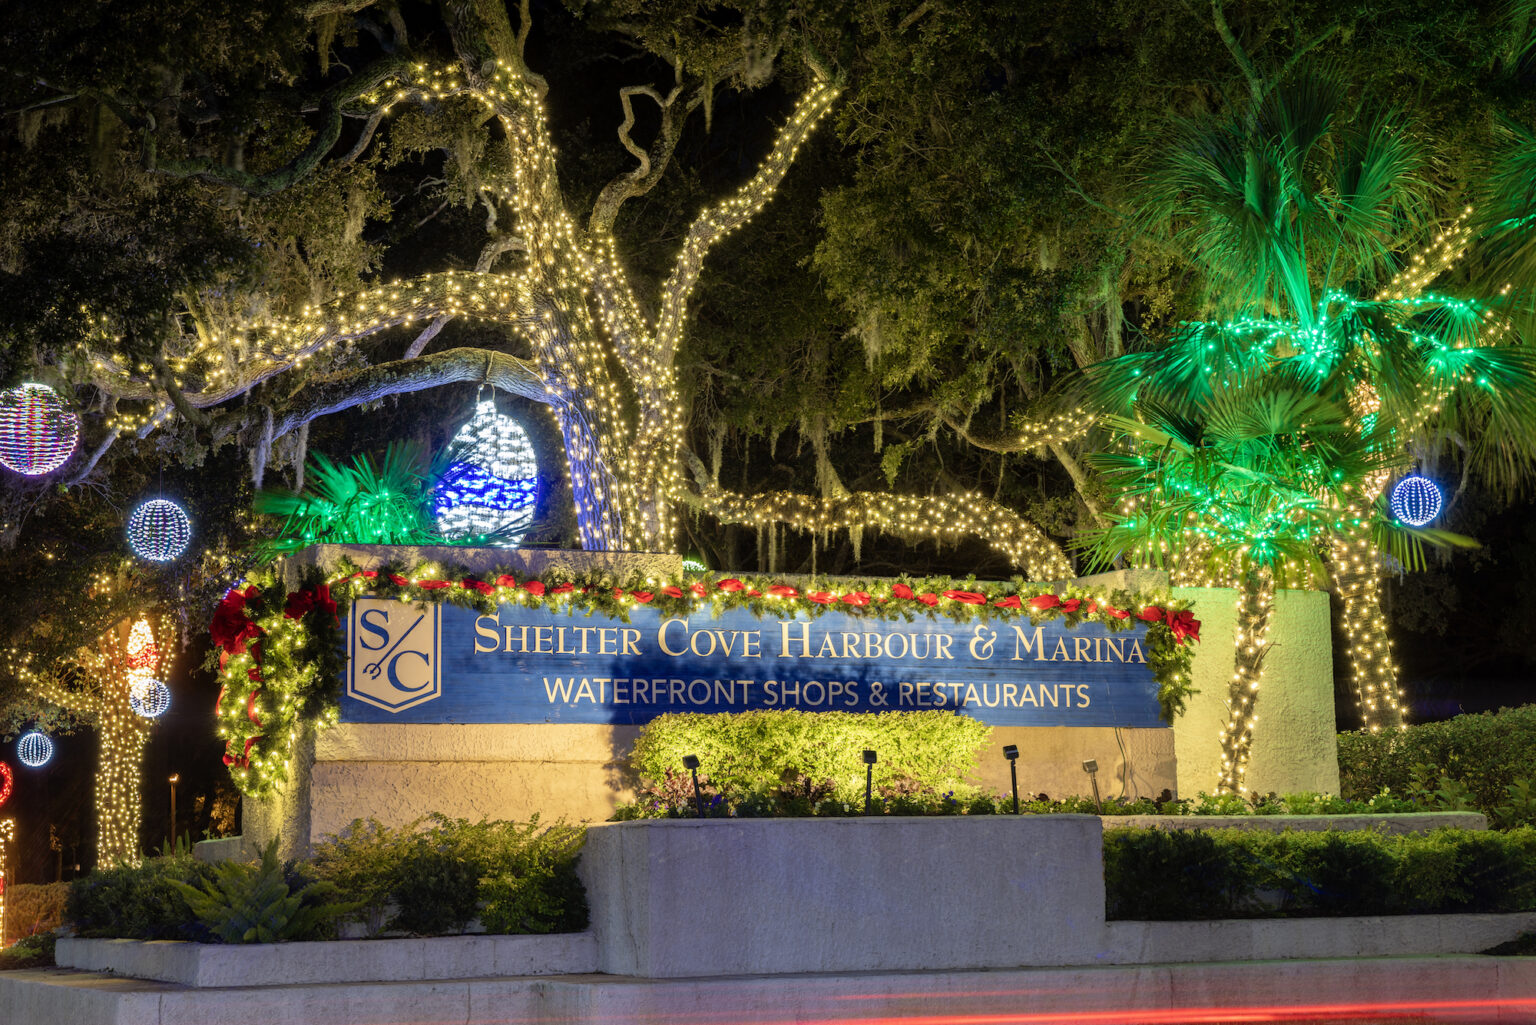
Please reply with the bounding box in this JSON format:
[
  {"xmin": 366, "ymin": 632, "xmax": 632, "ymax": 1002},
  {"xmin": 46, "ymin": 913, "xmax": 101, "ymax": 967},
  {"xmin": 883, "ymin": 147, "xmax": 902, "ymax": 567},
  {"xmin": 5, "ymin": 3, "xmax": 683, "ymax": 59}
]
[{"xmin": 1173, "ymin": 585, "xmax": 1338, "ymax": 798}]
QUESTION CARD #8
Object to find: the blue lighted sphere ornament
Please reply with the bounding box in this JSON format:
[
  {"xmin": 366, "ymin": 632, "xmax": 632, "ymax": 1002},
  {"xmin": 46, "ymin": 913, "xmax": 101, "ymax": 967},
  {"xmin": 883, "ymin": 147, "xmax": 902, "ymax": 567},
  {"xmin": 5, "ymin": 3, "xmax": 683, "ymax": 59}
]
[
  {"xmin": 1391, "ymin": 475, "xmax": 1442, "ymax": 526},
  {"xmin": 0, "ymin": 383, "xmax": 79, "ymax": 476},
  {"xmin": 433, "ymin": 398, "xmax": 539, "ymax": 544},
  {"xmin": 16, "ymin": 731, "xmax": 53, "ymax": 768},
  {"xmin": 130, "ymin": 680, "xmax": 171, "ymax": 719},
  {"xmin": 127, "ymin": 498, "xmax": 192, "ymax": 561}
]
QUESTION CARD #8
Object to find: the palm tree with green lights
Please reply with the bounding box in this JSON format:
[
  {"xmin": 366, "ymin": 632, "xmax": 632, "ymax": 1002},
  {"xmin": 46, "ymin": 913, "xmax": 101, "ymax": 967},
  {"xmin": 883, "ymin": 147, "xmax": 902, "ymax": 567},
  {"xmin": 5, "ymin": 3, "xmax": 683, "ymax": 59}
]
[
  {"xmin": 1080, "ymin": 369, "xmax": 1444, "ymax": 793},
  {"xmin": 1083, "ymin": 71, "xmax": 1536, "ymax": 732}
]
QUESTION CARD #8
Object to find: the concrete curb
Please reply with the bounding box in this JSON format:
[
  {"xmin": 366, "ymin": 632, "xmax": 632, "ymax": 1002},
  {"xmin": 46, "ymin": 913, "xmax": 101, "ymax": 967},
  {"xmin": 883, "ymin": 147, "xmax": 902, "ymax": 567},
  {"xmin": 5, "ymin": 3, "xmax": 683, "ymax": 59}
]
[{"xmin": 5, "ymin": 956, "xmax": 1536, "ymax": 1025}]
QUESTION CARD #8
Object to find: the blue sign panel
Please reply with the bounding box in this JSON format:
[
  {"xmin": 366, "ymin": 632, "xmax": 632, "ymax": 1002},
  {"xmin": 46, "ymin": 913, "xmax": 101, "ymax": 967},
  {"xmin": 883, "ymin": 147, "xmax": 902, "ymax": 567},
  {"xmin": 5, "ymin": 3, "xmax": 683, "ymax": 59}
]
[{"xmin": 341, "ymin": 598, "xmax": 1165, "ymax": 728}]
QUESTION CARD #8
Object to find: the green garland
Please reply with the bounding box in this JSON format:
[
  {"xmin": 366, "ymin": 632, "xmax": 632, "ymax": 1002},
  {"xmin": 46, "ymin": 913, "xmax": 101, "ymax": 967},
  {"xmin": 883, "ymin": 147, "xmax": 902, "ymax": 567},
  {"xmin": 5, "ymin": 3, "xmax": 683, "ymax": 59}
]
[{"xmin": 210, "ymin": 561, "xmax": 1200, "ymax": 797}]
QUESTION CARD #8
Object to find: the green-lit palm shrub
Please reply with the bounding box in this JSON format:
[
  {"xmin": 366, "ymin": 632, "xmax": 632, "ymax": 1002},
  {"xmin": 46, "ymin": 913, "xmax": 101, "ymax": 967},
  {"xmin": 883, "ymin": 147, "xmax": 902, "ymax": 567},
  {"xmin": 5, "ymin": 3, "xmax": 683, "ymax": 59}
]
[{"xmin": 1079, "ymin": 370, "xmax": 1464, "ymax": 794}]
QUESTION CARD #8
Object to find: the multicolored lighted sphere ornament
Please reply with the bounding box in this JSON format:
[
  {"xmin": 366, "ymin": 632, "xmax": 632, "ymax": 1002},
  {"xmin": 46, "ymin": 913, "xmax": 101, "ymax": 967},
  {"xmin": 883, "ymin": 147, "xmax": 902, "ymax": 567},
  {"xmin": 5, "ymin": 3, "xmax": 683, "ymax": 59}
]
[
  {"xmin": 127, "ymin": 498, "xmax": 192, "ymax": 562},
  {"xmin": 16, "ymin": 731, "xmax": 53, "ymax": 768},
  {"xmin": 130, "ymin": 680, "xmax": 171, "ymax": 719},
  {"xmin": 0, "ymin": 383, "xmax": 79, "ymax": 475},
  {"xmin": 1390, "ymin": 475, "xmax": 1443, "ymax": 527},
  {"xmin": 432, "ymin": 397, "xmax": 539, "ymax": 545}
]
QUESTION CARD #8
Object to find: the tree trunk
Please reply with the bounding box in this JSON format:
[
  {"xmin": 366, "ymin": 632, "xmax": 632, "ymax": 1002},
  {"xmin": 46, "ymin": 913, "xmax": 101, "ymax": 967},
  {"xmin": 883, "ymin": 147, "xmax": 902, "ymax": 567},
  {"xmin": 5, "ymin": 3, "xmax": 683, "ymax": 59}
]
[
  {"xmin": 1217, "ymin": 566, "xmax": 1275, "ymax": 795},
  {"xmin": 95, "ymin": 705, "xmax": 151, "ymax": 868},
  {"xmin": 1330, "ymin": 502, "xmax": 1406, "ymax": 732}
]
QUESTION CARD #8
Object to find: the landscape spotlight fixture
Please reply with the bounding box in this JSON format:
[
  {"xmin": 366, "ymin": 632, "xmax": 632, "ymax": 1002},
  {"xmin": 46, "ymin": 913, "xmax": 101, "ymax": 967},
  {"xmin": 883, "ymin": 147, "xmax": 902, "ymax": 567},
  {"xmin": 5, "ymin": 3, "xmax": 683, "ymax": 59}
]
[
  {"xmin": 1002, "ymin": 745, "xmax": 1020, "ymax": 813},
  {"xmin": 1082, "ymin": 758, "xmax": 1102, "ymax": 813},
  {"xmin": 682, "ymin": 754, "xmax": 706, "ymax": 819},
  {"xmin": 863, "ymin": 749, "xmax": 877, "ymax": 815}
]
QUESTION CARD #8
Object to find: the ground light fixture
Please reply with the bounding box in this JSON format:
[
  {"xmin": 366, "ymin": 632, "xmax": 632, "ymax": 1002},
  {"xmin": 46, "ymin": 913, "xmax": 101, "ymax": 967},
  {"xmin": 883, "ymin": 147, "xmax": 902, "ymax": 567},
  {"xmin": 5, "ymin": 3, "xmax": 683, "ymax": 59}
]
[
  {"xmin": 681, "ymin": 754, "xmax": 706, "ymax": 819},
  {"xmin": 1082, "ymin": 758, "xmax": 1103, "ymax": 812},
  {"xmin": 862, "ymin": 749, "xmax": 877, "ymax": 814},
  {"xmin": 1003, "ymin": 744, "xmax": 1020, "ymax": 813}
]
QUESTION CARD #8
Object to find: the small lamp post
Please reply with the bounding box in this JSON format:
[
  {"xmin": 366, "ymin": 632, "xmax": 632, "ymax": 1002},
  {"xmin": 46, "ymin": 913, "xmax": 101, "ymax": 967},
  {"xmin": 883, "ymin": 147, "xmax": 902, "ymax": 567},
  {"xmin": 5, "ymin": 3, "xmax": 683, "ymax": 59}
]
[
  {"xmin": 168, "ymin": 773, "xmax": 180, "ymax": 847},
  {"xmin": 681, "ymin": 755, "xmax": 706, "ymax": 819},
  {"xmin": 862, "ymin": 749, "xmax": 877, "ymax": 815},
  {"xmin": 1002, "ymin": 745, "xmax": 1020, "ymax": 813},
  {"xmin": 1082, "ymin": 759, "xmax": 1102, "ymax": 813}
]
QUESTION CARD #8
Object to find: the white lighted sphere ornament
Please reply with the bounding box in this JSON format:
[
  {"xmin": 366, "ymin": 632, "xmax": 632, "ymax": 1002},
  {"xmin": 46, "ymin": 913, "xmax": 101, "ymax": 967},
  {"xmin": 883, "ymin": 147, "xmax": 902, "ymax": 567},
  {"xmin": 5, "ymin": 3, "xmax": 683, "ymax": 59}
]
[
  {"xmin": 16, "ymin": 731, "xmax": 54, "ymax": 768},
  {"xmin": 127, "ymin": 498, "xmax": 192, "ymax": 562},
  {"xmin": 1390, "ymin": 475, "xmax": 1442, "ymax": 527},
  {"xmin": 0, "ymin": 383, "xmax": 79, "ymax": 475},
  {"xmin": 130, "ymin": 680, "xmax": 171, "ymax": 719}
]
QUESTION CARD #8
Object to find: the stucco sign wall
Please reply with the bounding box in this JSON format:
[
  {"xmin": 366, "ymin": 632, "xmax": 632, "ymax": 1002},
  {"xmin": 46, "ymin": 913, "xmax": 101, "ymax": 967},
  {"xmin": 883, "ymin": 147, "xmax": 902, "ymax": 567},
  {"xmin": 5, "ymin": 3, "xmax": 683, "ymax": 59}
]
[{"xmin": 341, "ymin": 598, "xmax": 1164, "ymax": 727}]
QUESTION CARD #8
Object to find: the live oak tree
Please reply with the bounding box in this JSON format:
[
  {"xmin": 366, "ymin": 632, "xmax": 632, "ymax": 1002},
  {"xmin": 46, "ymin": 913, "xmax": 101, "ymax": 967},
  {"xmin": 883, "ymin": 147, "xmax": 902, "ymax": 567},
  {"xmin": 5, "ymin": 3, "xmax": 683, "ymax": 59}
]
[{"xmin": 2, "ymin": 0, "xmax": 1073, "ymax": 600}]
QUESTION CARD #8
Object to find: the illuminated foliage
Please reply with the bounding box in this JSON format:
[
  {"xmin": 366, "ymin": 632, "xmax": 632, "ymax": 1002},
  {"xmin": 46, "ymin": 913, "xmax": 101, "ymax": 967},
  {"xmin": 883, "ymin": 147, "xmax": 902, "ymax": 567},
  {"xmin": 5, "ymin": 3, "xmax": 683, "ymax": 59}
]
[
  {"xmin": 1084, "ymin": 72, "xmax": 1536, "ymax": 732},
  {"xmin": 1080, "ymin": 370, "xmax": 1460, "ymax": 791}
]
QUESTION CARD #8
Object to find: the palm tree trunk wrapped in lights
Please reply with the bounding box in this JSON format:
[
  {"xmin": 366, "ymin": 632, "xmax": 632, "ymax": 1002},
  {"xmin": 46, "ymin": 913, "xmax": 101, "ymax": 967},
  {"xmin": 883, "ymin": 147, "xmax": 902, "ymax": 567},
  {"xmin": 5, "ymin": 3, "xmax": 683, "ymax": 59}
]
[
  {"xmin": 1332, "ymin": 512, "xmax": 1406, "ymax": 732},
  {"xmin": 1219, "ymin": 567, "xmax": 1275, "ymax": 794}
]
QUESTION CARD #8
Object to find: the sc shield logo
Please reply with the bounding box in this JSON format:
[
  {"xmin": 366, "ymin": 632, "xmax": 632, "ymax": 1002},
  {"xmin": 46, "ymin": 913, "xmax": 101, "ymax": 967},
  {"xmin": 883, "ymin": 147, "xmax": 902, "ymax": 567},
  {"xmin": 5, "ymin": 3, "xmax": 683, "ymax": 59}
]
[{"xmin": 347, "ymin": 598, "xmax": 442, "ymax": 712}]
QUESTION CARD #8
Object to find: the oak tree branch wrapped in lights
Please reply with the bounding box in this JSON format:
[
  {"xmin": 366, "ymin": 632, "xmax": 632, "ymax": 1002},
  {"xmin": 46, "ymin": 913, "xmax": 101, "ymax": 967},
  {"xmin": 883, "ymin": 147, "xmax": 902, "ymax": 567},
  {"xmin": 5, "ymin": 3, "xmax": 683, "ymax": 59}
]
[{"xmin": 33, "ymin": 0, "xmax": 1078, "ymax": 584}]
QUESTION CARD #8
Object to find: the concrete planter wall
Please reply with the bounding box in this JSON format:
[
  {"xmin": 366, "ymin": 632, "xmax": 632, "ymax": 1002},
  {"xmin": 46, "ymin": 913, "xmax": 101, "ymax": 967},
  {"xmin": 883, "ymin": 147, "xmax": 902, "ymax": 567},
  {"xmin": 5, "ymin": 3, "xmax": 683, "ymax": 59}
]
[
  {"xmin": 54, "ymin": 933, "xmax": 596, "ymax": 988},
  {"xmin": 580, "ymin": 815, "xmax": 1109, "ymax": 977}
]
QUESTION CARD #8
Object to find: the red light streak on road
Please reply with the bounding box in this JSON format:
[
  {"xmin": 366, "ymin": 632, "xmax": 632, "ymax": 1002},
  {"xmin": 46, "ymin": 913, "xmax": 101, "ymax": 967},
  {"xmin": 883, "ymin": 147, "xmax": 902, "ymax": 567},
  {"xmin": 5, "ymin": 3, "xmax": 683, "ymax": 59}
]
[{"xmin": 467, "ymin": 995, "xmax": 1536, "ymax": 1025}]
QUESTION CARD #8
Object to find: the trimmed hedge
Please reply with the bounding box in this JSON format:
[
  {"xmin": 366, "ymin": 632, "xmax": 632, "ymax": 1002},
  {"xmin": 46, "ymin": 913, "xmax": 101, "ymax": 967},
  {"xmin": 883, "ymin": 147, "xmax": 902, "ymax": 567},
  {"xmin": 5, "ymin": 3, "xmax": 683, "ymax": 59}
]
[
  {"xmin": 628, "ymin": 710, "xmax": 990, "ymax": 810},
  {"xmin": 4, "ymin": 882, "xmax": 68, "ymax": 946},
  {"xmin": 1105, "ymin": 826, "xmax": 1536, "ymax": 919},
  {"xmin": 1338, "ymin": 705, "xmax": 1536, "ymax": 817}
]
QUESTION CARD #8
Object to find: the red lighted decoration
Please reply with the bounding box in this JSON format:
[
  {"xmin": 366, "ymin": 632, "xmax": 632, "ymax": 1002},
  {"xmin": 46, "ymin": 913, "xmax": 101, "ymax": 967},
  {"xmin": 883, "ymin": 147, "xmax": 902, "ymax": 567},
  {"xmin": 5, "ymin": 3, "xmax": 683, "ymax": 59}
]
[{"xmin": 0, "ymin": 761, "xmax": 12, "ymax": 808}]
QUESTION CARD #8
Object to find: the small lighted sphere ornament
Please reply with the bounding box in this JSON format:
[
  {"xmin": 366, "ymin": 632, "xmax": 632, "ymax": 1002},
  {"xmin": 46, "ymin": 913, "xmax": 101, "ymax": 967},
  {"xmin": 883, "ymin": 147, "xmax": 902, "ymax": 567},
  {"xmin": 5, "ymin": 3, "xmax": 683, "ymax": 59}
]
[
  {"xmin": 0, "ymin": 382, "xmax": 79, "ymax": 476},
  {"xmin": 1391, "ymin": 475, "xmax": 1442, "ymax": 527},
  {"xmin": 130, "ymin": 680, "xmax": 172, "ymax": 719},
  {"xmin": 433, "ymin": 397, "xmax": 539, "ymax": 545},
  {"xmin": 127, "ymin": 498, "xmax": 192, "ymax": 562},
  {"xmin": 16, "ymin": 731, "xmax": 53, "ymax": 768}
]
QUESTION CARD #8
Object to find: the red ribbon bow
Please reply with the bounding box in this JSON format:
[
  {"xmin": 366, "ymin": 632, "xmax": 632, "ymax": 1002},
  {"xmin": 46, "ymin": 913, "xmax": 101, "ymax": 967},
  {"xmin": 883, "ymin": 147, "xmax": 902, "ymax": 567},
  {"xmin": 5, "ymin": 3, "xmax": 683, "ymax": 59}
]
[
  {"xmin": 1028, "ymin": 595, "xmax": 1060, "ymax": 610},
  {"xmin": 942, "ymin": 590, "xmax": 987, "ymax": 605},
  {"xmin": 1168, "ymin": 608, "xmax": 1201, "ymax": 643}
]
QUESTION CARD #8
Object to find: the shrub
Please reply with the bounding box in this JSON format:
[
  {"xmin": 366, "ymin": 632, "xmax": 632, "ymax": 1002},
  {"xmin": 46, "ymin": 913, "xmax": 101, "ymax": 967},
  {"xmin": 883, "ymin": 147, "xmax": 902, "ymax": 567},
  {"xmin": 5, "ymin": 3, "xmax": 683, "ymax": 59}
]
[
  {"xmin": 387, "ymin": 845, "xmax": 481, "ymax": 936},
  {"xmin": 66, "ymin": 854, "xmax": 216, "ymax": 941},
  {"xmin": 1104, "ymin": 826, "xmax": 1536, "ymax": 920},
  {"xmin": 630, "ymin": 710, "xmax": 991, "ymax": 807},
  {"xmin": 4, "ymin": 882, "xmax": 68, "ymax": 945},
  {"xmin": 308, "ymin": 817, "xmax": 417, "ymax": 935},
  {"xmin": 1103, "ymin": 828, "xmax": 1257, "ymax": 919},
  {"xmin": 1338, "ymin": 705, "xmax": 1536, "ymax": 817},
  {"xmin": 309, "ymin": 814, "xmax": 588, "ymax": 937},
  {"xmin": 0, "ymin": 930, "xmax": 56, "ymax": 970},
  {"xmin": 170, "ymin": 838, "xmax": 355, "ymax": 943}
]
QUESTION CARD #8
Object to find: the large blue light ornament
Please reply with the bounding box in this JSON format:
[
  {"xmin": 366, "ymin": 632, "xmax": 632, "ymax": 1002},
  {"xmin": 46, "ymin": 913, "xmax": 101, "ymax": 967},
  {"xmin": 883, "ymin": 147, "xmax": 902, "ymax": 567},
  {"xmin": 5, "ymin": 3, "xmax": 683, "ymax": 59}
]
[
  {"xmin": 433, "ymin": 398, "xmax": 539, "ymax": 544},
  {"xmin": 1391, "ymin": 475, "xmax": 1442, "ymax": 526},
  {"xmin": 127, "ymin": 498, "xmax": 193, "ymax": 561},
  {"xmin": 16, "ymin": 731, "xmax": 53, "ymax": 768}
]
